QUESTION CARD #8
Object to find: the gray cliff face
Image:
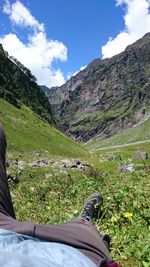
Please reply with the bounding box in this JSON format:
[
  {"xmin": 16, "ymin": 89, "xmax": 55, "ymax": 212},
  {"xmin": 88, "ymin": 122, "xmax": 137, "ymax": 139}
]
[{"xmin": 48, "ymin": 33, "xmax": 150, "ymax": 142}]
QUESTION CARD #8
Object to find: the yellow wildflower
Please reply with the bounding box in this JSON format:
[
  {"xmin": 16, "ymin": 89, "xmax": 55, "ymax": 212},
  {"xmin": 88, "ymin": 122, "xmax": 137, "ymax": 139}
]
[{"xmin": 124, "ymin": 212, "xmax": 133, "ymax": 220}]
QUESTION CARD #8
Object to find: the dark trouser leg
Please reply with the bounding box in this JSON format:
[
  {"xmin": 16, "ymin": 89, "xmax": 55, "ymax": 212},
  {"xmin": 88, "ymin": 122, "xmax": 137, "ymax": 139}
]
[
  {"xmin": 0, "ymin": 126, "xmax": 110, "ymax": 264},
  {"xmin": 0, "ymin": 214, "xmax": 110, "ymax": 265},
  {"xmin": 0, "ymin": 125, "xmax": 39, "ymax": 235},
  {"xmin": 34, "ymin": 221, "xmax": 110, "ymax": 264},
  {"xmin": 0, "ymin": 126, "xmax": 15, "ymax": 218}
]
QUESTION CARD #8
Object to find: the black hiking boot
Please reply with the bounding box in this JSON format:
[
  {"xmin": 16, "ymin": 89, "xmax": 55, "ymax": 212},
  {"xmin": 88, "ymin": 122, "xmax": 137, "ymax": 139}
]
[{"xmin": 77, "ymin": 192, "xmax": 103, "ymax": 223}]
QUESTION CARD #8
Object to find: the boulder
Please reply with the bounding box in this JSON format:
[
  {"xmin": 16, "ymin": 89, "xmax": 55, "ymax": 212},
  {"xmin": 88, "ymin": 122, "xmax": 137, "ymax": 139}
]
[
  {"xmin": 63, "ymin": 160, "xmax": 78, "ymax": 168},
  {"xmin": 29, "ymin": 159, "xmax": 55, "ymax": 167},
  {"xmin": 133, "ymin": 150, "xmax": 148, "ymax": 160},
  {"xmin": 62, "ymin": 160, "xmax": 90, "ymax": 169},
  {"xmin": 118, "ymin": 163, "xmax": 134, "ymax": 172},
  {"xmin": 80, "ymin": 162, "xmax": 90, "ymax": 167},
  {"xmin": 108, "ymin": 154, "xmax": 116, "ymax": 161}
]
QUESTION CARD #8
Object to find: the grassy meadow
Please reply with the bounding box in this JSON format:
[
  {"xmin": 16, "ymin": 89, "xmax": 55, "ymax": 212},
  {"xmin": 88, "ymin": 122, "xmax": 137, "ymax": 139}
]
[
  {"xmin": 85, "ymin": 115, "xmax": 150, "ymax": 151},
  {"xmin": 0, "ymin": 98, "xmax": 149, "ymax": 267},
  {"xmin": 0, "ymin": 98, "xmax": 87, "ymax": 158}
]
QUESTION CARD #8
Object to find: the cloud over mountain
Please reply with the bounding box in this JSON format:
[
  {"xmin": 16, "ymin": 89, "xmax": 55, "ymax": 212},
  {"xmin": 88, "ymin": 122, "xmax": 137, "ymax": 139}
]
[
  {"xmin": 0, "ymin": 0, "xmax": 68, "ymax": 87},
  {"xmin": 102, "ymin": 0, "xmax": 150, "ymax": 58}
]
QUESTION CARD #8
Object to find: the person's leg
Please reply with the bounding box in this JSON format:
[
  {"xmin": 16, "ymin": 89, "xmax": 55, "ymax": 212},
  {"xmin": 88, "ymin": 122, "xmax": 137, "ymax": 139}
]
[
  {"xmin": 0, "ymin": 125, "xmax": 35, "ymax": 235},
  {"xmin": 33, "ymin": 193, "xmax": 111, "ymax": 264},
  {"xmin": 0, "ymin": 126, "xmax": 15, "ymax": 218},
  {"xmin": 33, "ymin": 220, "xmax": 110, "ymax": 265},
  {"xmin": 0, "ymin": 126, "xmax": 110, "ymax": 264}
]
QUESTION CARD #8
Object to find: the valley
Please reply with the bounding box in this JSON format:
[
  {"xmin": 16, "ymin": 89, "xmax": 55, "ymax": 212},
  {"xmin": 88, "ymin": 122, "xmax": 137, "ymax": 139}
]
[{"xmin": 0, "ymin": 34, "xmax": 150, "ymax": 266}]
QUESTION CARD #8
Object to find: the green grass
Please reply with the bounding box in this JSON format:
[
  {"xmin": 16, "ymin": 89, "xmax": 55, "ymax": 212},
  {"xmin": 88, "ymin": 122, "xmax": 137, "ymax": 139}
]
[
  {"xmin": 85, "ymin": 115, "xmax": 150, "ymax": 151},
  {"xmin": 90, "ymin": 141, "xmax": 150, "ymax": 164},
  {"xmin": 0, "ymin": 98, "xmax": 87, "ymax": 158},
  {"xmin": 1, "ymin": 98, "xmax": 150, "ymax": 266},
  {"xmin": 9, "ymin": 163, "xmax": 150, "ymax": 267}
]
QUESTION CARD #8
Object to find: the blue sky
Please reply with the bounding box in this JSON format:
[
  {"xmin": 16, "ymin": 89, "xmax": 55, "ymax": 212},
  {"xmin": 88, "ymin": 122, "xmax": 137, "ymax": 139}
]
[
  {"xmin": 0, "ymin": 0, "xmax": 150, "ymax": 88},
  {"xmin": 29, "ymin": 0, "xmax": 124, "ymax": 73}
]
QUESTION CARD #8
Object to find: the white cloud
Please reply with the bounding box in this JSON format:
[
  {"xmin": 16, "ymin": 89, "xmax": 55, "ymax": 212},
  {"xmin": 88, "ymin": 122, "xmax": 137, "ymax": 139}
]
[
  {"xmin": 3, "ymin": 0, "xmax": 44, "ymax": 31},
  {"xmin": 0, "ymin": 0, "xmax": 68, "ymax": 87},
  {"xmin": 102, "ymin": 0, "xmax": 150, "ymax": 58}
]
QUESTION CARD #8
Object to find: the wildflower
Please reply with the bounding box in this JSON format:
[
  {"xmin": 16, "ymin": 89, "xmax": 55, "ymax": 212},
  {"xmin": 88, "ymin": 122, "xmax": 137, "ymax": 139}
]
[{"xmin": 124, "ymin": 212, "xmax": 133, "ymax": 220}]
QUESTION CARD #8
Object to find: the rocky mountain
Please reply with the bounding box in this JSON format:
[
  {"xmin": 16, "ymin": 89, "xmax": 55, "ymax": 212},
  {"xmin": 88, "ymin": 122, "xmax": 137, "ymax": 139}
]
[
  {"xmin": 48, "ymin": 33, "xmax": 150, "ymax": 142},
  {"xmin": 0, "ymin": 45, "xmax": 54, "ymax": 124}
]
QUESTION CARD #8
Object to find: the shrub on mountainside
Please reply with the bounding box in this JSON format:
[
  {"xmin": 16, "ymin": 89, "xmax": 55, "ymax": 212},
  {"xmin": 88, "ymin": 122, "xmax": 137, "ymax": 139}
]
[{"xmin": 0, "ymin": 45, "xmax": 55, "ymax": 124}]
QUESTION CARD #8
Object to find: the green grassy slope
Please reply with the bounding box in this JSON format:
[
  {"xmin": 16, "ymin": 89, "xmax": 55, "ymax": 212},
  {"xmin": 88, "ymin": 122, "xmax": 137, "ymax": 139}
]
[
  {"xmin": 0, "ymin": 98, "xmax": 87, "ymax": 158},
  {"xmin": 0, "ymin": 98, "xmax": 149, "ymax": 267},
  {"xmin": 0, "ymin": 46, "xmax": 54, "ymax": 124},
  {"xmin": 85, "ymin": 115, "xmax": 150, "ymax": 151}
]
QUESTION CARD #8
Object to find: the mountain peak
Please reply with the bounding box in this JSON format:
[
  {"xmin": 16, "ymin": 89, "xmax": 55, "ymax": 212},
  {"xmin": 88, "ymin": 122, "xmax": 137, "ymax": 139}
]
[
  {"xmin": 143, "ymin": 32, "xmax": 150, "ymax": 39},
  {"xmin": 48, "ymin": 34, "xmax": 150, "ymax": 142}
]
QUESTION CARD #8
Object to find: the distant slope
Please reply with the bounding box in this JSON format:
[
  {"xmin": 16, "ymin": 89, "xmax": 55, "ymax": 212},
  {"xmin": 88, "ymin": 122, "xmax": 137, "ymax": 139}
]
[
  {"xmin": 85, "ymin": 113, "xmax": 150, "ymax": 150},
  {"xmin": 0, "ymin": 98, "xmax": 87, "ymax": 158},
  {"xmin": 0, "ymin": 45, "xmax": 54, "ymax": 125},
  {"xmin": 48, "ymin": 33, "xmax": 150, "ymax": 142}
]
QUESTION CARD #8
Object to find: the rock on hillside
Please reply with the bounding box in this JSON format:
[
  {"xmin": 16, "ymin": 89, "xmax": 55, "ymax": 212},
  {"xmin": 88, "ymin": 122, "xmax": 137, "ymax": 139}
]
[
  {"xmin": 0, "ymin": 44, "xmax": 55, "ymax": 124},
  {"xmin": 48, "ymin": 33, "xmax": 150, "ymax": 142}
]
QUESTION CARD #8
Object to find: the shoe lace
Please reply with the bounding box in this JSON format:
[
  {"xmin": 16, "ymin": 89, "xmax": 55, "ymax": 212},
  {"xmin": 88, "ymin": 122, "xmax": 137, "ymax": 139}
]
[{"xmin": 82, "ymin": 200, "xmax": 98, "ymax": 221}]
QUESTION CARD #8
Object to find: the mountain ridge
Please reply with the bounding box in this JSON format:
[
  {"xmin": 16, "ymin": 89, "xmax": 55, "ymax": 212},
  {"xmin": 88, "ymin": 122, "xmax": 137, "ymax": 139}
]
[{"xmin": 48, "ymin": 33, "xmax": 150, "ymax": 142}]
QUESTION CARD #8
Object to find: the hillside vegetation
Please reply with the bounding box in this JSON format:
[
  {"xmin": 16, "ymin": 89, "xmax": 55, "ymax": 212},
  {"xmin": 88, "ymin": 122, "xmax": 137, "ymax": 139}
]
[
  {"xmin": 0, "ymin": 98, "xmax": 87, "ymax": 158},
  {"xmin": 0, "ymin": 45, "xmax": 54, "ymax": 124}
]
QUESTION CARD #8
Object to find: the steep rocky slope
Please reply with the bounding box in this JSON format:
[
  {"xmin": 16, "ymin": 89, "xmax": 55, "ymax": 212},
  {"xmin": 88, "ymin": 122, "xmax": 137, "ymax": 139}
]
[
  {"xmin": 0, "ymin": 45, "xmax": 54, "ymax": 124},
  {"xmin": 48, "ymin": 33, "xmax": 150, "ymax": 142}
]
